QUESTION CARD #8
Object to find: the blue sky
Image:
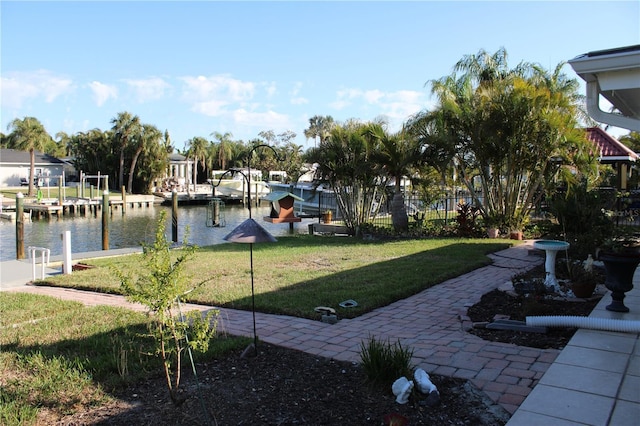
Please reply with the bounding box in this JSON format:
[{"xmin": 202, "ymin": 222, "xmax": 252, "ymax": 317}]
[{"xmin": 2, "ymin": 1, "xmax": 639, "ymax": 151}]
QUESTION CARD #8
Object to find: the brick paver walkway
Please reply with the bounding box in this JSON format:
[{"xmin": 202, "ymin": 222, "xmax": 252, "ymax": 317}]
[{"xmin": 9, "ymin": 241, "xmax": 545, "ymax": 415}]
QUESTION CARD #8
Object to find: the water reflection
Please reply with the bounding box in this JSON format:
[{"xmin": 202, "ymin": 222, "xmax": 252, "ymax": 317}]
[{"xmin": 0, "ymin": 204, "xmax": 316, "ymax": 261}]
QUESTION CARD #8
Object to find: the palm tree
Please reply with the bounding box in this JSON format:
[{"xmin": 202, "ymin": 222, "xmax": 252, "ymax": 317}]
[
  {"xmin": 55, "ymin": 131, "xmax": 73, "ymax": 157},
  {"xmin": 425, "ymin": 48, "xmax": 595, "ymax": 231},
  {"xmin": 6, "ymin": 117, "xmax": 54, "ymax": 196},
  {"xmin": 186, "ymin": 136, "xmax": 209, "ymax": 187},
  {"xmin": 69, "ymin": 128, "xmax": 115, "ymax": 181},
  {"xmin": 365, "ymin": 122, "xmax": 422, "ymax": 232},
  {"xmin": 304, "ymin": 115, "xmax": 335, "ymax": 147},
  {"xmin": 127, "ymin": 124, "xmax": 162, "ymax": 193},
  {"xmin": 162, "ymin": 130, "xmax": 173, "ymax": 153},
  {"xmin": 210, "ymin": 131, "xmax": 234, "ymax": 170},
  {"xmin": 111, "ymin": 111, "xmax": 142, "ymax": 190},
  {"xmin": 315, "ymin": 120, "xmax": 383, "ymax": 234},
  {"xmin": 279, "ymin": 142, "xmax": 304, "ymax": 182}
]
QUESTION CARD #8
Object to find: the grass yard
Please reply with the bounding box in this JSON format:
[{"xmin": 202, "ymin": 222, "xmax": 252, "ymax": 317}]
[
  {"xmin": 0, "ymin": 292, "xmax": 249, "ymax": 425},
  {"xmin": 43, "ymin": 235, "xmax": 511, "ymax": 319}
]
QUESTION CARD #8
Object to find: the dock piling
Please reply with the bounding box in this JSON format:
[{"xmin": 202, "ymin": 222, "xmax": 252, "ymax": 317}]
[{"xmin": 16, "ymin": 193, "xmax": 25, "ymax": 259}]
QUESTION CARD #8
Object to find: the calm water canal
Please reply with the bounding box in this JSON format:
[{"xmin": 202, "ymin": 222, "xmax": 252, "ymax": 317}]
[{"xmin": 0, "ymin": 204, "xmax": 316, "ymax": 262}]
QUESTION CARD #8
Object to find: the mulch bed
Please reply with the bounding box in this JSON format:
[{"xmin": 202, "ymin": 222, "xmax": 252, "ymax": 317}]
[{"xmin": 45, "ymin": 263, "xmax": 604, "ymax": 425}]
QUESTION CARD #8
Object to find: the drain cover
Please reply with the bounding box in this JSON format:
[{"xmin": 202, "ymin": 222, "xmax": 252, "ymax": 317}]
[{"xmin": 339, "ymin": 299, "xmax": 358, "ymax": 308}]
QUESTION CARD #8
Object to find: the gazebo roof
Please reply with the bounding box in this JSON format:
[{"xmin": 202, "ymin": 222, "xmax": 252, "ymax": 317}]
[{"xmin": 586, "ymin": 127, "xmax": 638, "ymax": 163}]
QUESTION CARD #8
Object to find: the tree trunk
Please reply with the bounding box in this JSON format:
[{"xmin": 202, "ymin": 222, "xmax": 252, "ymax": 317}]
[
  {"xmin": 118, "ymin": 149, "xmax": 125, "ymax": 190},
  {"xmin": 127, "ymin": 147, "xmax": 143, "ymax": 194},
  {"xmin": 28, "ymin": 149, "xmax": 36, "ymax": 196}
]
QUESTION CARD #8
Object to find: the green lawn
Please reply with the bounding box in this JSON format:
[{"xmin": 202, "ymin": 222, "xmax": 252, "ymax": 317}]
[
  {"xmin": 44, "ymin": 235, "xmax": 511, "ymax": 319},
  {"xmin": 2, "ymin": 235, "xmax": 512, "ymax": 424},
  {"xmin": 0, "ymin": 292, "xmax": 249, "ymax": 425}
]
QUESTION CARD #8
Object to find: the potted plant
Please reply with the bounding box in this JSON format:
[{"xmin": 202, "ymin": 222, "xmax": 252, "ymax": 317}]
[
  {"xmin": 322, "ymin": 209, "xmax": 332, "ymax": 224},
  {"xmin": 483, "ymin": 214, "xmax": 502, "ymax": 238},
  {"xmin": 559, "ymin": 257, "xmax": 599, "ymax": 298},
  {"xmin": 597, "ymin": 231, "xmax": 640, "ymax": 312}
]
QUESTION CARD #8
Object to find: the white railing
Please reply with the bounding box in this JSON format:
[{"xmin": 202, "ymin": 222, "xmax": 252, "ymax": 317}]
[{"xmin": 27, "ymin": 246, "xmax": 50, "ymax": 281}]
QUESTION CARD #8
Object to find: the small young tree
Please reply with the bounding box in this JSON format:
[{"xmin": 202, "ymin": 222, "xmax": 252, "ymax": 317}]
[{"xmin": 117, "ymin": 211, "xmax": 217, "ymax": 405}]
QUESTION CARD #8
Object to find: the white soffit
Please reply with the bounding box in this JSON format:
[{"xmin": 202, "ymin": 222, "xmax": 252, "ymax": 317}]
[{"xmin": 569, "ymin": 45, "xmax": 640, "ymax": 131}]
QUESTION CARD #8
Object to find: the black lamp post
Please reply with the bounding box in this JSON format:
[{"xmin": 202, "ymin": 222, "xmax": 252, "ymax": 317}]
[{"xmin": 218, "ymin": 144, "xmax": 282, "ymax": 356}]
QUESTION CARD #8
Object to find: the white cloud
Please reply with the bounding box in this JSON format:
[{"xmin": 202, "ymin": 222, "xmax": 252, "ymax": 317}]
[
  {"xmin": 289, "ymin": 82, "xmax": 308, "ymax": 105},
  {"xmin": 88, "ymin": 81, "xmax": 118, "ymax": 107},
  {"xmin": 0, "ymin": 70, "xmax": 73, "ymax": 109},
  {"xmin": 265, "ymin": 82, "xmax": 277, "ymax": 97},
  {"xmin": 330, "ymin": 87, "xmax": 427, "ymax": 128},
  {"xmin": 179, "ymin": 74, "xmax": 294, "ymax": 134},
  {"xmin": 192, "ymin": 99, "xmax": 229, "ymax": 117},
  {"xmin": 362, "ymin": 89, "xmax": 385, "ymax": 104},
  {"xmin": 232, "ymin": 108, "xmax": 290, "ymax": 130},
  {"xmin": 123, "ymin": 77, "xmax": 171, "ymax": 103},
  {"xmin": 330, "ymin": 88, "xmax": 363, "ymax": 110},
  {"xmin": 180, "ymin": 74, "xmax": 255, "ymax": 105}
]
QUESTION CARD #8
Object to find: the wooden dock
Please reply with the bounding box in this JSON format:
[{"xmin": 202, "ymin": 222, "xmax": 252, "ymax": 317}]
[{"xmin": 1, "ymin": 195, "xmax": 159, "ymax": 221}]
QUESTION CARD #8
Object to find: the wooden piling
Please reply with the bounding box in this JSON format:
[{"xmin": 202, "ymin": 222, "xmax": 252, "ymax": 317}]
[
  {"xmin": 16, "ymin": 193, "xmax": 25, "ymax": 259},
  {"xmin": 102, "ymin": 191, "xmax": 109, "ymax": 250},
  {"xmin": 172, "ymin": 190, "xmax": 178, "ymax": 242}
]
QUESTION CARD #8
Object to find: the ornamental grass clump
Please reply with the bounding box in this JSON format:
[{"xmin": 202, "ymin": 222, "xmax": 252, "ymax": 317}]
[{"xmin": 360, "ymin": 336, "xmax": 414, "ymax": 388}]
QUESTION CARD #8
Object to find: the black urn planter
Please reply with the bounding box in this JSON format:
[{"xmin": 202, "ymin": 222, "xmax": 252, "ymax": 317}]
[{"xmin": 599, "ymin": 253, "xmax": 640, "ymax": 313}]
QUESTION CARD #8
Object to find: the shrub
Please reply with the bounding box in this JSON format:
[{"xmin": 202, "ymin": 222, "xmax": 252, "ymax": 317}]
[
  {"xmin": 359, "ymin": 336, "xmax": 414, "ymax": 388},
  {"xmin": 116, "ymin": 211, "xmax": 218, "ymax": 406},
  {"xmin": 456, "ymin": 202, "xmax": 481, "ymax": 237}
]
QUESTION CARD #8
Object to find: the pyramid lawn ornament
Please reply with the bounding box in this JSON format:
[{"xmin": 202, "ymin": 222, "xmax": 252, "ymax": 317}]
[{"xmin": 224, "ymin": 218, "xmax": 276, "ymax": 357}]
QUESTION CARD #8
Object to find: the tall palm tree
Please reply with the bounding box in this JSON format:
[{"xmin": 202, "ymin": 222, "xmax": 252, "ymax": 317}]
[
  {"xmin": 186, "ymin": 136, "xmax": 209, "ymax": 186},
  {"xmin": 7, "ymin": 117, "xmax": 54, "ymax": 196},
  {"xmin": 162, "ymin": 130, "xmax": 173, "ymax": 153},
  {"xmin": 304, "ymin": 115, "xmax": 335, "ymax": 147},
  {"xmin": 210, "ymin": 131, "xmax": 234, "ymax": 170},
  {"xmin": 111, "ymin": 111, "xmax": 142, "ymax": 190},
  {"xmin": 127, "ymin": 124, "xmax": 162, "ymax": 193}
]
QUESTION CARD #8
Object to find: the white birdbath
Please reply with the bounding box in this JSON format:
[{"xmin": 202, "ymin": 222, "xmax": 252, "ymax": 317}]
[{"xmin": 533, "ymin": 240, "xmax": 570, "ymax": 291}]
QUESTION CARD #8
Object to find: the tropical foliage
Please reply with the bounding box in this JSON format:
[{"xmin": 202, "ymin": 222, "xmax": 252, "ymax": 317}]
[
  {"xmin": 409, "ymin": 48, "xmax": 598, "ymax": 231},
  {"xmin": 304, "ymin": 115, "xmax": 335, "ymax": 148},
  {"xmin": 5, "ymin": 117, "xmax": 54, "ymax": 196},
  {"xmin": 4, "ymin": 48, "xmax": 636, "ymax": 237},
  {"xmin": 310, "ymin": 120, "xmax": 388, "ymax": 235}
]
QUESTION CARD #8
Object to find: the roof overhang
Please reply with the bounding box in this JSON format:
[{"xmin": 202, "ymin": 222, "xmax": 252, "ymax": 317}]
[{"xmin": 569, "ymin": 45, "xmax": 640, "ymax": 132}]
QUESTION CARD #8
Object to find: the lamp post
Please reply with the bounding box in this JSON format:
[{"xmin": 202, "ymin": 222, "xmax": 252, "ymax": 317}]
[{"xmin": 219, "ymin": 144, "xmax": 282, "ymax": 356}]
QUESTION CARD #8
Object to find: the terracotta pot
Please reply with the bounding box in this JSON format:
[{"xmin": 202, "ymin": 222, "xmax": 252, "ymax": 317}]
[
  {"xmin": 322, "ymin": 211, "xmax": 332, "ymax": 223},
  {"xmin": 509, "ymin": 231, "xmax": 523, "ymax": 240}
]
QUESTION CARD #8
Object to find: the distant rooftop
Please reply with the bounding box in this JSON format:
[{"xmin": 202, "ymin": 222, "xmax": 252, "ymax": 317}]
[
  {"xmin": 586, "ymin": 127, "xmax": 638, "ymax": 163},
  {"xmin": 0, "ymin": 149, "xmax": 64, "ymax": 165}
]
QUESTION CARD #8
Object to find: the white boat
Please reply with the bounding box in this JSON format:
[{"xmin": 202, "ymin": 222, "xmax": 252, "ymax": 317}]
[
  {"xmin": 209, "ymin": 169, "xmax": 271, "ymax": 202},
  {"xmin": 267, "ymin": 164, "xmax": 338, "ymax": 217},
  {"xmin": 153, "ymin": 181, "xmax": 215, "ymax": 203}
]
